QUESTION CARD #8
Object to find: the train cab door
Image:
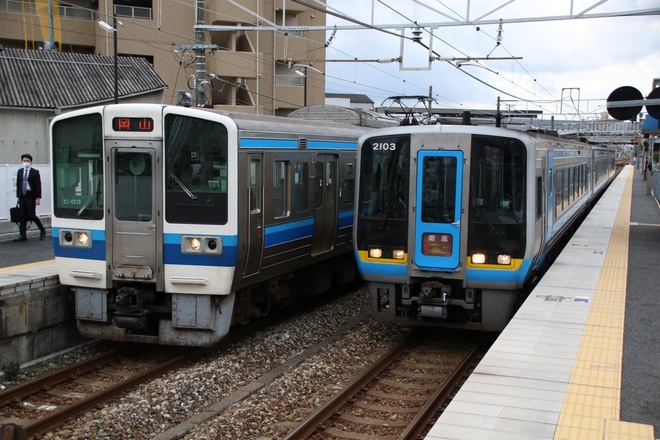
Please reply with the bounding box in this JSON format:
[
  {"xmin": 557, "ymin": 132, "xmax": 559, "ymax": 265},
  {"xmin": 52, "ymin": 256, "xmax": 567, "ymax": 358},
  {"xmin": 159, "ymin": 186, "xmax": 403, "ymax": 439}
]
[
  {"xmin": 413, "ymin": 150, "xmax": 463, "ymax": 271},
  {"xmin": 311, "ymin": 154, "xmax": 337, "ymax": 255},
  {"xmin": 243, "ymin": 155, "xmax": 263, "ymax": 276},
  {"xmin": 109, "ymin": 146, "xmax": 163, "ymax": 290}
]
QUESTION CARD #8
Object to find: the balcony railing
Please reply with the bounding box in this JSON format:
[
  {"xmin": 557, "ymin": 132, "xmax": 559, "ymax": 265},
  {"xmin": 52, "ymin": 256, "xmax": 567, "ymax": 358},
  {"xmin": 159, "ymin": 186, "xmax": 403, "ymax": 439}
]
[
  {"xmin": 0, "ymin": 0, "xmax": 151, "ymax": 20},
  {"xmin": 275, "ymin": 75, "xmax": 304, "ymax": 87}
]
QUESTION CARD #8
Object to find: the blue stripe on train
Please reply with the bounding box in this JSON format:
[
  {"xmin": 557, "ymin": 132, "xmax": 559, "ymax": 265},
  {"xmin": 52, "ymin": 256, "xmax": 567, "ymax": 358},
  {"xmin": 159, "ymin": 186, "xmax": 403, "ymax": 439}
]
[
  {"xmin": 52, "ymin": 228, "xmax": 238, "ymax": 267},
  {"xmin": 466, "ymin": 259, "xmax": 533, "ymax": 284},
  {"xmin": 264, "ymin": 218, "xmax": 313, "ymax": 248},
  {"xmin": 338, "ymin": 210, "xmax": 353, "ymax": 229},
  {"xmin": 354, "ymin": 254, "xmax": 408, "ymax": 278},
  {"xmin": 163, "ymin": 233, "xmax": 238, "ymax": 266},
  {"xmin": 52, "ymin": 227, "xmax": 107, "ymax": 261},
  {"xmin": 239, "ymin": 138, "xmax": 357, "ymax": 150}
]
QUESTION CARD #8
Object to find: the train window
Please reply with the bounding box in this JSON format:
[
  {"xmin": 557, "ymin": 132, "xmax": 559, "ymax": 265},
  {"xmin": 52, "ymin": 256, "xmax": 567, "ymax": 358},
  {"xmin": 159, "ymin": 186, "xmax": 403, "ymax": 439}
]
[
  {"xmin": 164, "ymin": 114, "xmax": 229, "ymax": 225},
  {"xmin": 314, "ymin": 162, "xmax": 324, "ymax": 208},
  {"xmin": 421, "ymin": 156, "xmax": 457, "ymax": 223},
  {"xmin": 342, "ymin": 178, "xmax": 355, "ymax": 204},
  {"xmin": 357, "ymin": 135, "xmax": 410, "ymax": 220},
  {"xmin": 52, "ymin": 113, "xmax": 104, "ymax": 220},
  {"xmin": 273, "ymin": 161, "xmax": 290, "ymax": 218},
  {"xmin": 250, "ymin": 160, "xmax": 261, "ymax": 214},
  {"xmin": 294, "ymin": 162, "xmax": 308, "ymax": 212},
  {"xmin": 469, "ymin": 136, "xmax": 525, "ymax": 225},
  {"xmin": 114, "ymin": 151, "xmax": 152, "ymax": 222},
  {"xmin": 325, "ymin": 161, "xmax": 335, "ymax": 207},
  {"xmin": 467, "ymin": 135, "xmax": 526, "ymax": 261}
]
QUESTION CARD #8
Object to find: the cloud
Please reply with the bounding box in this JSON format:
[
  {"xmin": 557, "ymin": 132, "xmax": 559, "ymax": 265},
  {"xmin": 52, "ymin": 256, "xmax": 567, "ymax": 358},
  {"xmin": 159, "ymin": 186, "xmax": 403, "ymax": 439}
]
[{"xmin": 324, "ymin": 0, "xmax": 660, "ymax": 117}]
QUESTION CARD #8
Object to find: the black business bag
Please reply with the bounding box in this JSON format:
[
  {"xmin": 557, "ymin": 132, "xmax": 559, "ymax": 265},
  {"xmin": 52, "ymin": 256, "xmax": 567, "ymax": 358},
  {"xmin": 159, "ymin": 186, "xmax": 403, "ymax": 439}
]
[{"xmin": 9, "ymin": 202, "xmax": 21, "ymax": 224}]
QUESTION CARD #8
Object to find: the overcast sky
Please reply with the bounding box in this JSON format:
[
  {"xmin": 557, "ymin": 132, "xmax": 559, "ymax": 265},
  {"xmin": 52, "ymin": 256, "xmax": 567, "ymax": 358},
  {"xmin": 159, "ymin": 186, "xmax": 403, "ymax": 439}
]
[{"xmin": 320, "ymin": 0, "xmax": 660, "ymax": 119}]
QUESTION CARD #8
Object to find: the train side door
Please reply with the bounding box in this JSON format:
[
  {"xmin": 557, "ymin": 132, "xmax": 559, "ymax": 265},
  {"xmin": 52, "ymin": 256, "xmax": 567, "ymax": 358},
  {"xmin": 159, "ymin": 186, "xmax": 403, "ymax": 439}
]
[
  {"xmin": 110, "ymin": 146, "xmax": 163, "ymax": 289},
  {"xmin": 414, "ymin": 150, "xmax": 463, "ymax": 271},
  {"xmin": 311, "ymin": 154, "xmax": 337, "ymax": 255},
  {"xmin": 243, "ymin": 155, "xmax": 263, "ymax": 276}
]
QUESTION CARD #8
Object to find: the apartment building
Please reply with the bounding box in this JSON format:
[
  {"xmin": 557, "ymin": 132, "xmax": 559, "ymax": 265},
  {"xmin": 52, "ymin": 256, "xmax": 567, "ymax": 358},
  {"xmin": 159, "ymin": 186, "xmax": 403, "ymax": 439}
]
[{"xmin": 0, "ymin": 0, "xmax": 327, "ymax": 115}]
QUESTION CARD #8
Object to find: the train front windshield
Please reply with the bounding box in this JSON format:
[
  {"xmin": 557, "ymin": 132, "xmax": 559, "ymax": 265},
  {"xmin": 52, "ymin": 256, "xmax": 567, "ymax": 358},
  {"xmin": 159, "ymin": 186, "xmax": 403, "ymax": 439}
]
[
  {"xmin": 356, "ymin": 135, "xmax": 410, "ymax": 255},
  {"xmin": 468, "ymin": 135, "xmax": 526, "ymax": 262},
  {"xmin": 164, "ymin": 114, "xmax": 229, "ymax": 225},
  {"xmin": 52, "ymin": 113, "xmax": 104, "ymax": 219}
]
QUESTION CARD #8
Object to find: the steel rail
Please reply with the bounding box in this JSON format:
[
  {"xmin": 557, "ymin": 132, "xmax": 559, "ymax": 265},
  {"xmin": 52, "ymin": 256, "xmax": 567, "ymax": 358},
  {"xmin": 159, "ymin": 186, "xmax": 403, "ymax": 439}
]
[{"xmin": 282, "ymin": 333, "xmax": 417, "ymax": 440}]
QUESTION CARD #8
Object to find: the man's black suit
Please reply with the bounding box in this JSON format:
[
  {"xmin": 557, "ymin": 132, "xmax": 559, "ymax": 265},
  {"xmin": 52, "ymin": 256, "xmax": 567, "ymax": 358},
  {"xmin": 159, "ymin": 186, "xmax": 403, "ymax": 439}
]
[{"xmin": 16, "ymin": 166, "xmax": 46, "ymax": 240}]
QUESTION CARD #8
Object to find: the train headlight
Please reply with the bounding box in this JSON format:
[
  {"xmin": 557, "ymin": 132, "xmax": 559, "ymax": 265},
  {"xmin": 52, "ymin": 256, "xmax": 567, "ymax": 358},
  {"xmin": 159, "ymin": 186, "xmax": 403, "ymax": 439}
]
[
  {"xmin": 60, "ymin": 230, "xmax": 92, "ymax": 248},
  {"xmin": 182, "ymin": 236, "xmax": 223, "ymax": 255},
  {"xmin": 392, "ymin": 249, "xmax": 405, "ymax": 260},
  {"xmin": 471, "ymin": 252, "xmax": 486, "ymax": 264},
  {"xmin": 76, "ymin": 232, "xmax": 90, "ymax": 246},
  {"xmin": 369, "ymin": 248, "xmax": 383, "ymax": 258},
  {"xmin": 497, "ymin": 254, "xmax": 512, "ymax": 265},
  {"xmin": 189, "ymin": 237, "xmax": 202, "ymax": 251}
]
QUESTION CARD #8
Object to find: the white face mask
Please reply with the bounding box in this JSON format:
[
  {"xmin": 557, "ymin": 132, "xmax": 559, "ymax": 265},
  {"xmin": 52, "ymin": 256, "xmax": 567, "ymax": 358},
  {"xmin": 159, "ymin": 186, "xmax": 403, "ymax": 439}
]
[{"xmin": 23, "ymin": 162, "xmax": 31, "ymax": 169}]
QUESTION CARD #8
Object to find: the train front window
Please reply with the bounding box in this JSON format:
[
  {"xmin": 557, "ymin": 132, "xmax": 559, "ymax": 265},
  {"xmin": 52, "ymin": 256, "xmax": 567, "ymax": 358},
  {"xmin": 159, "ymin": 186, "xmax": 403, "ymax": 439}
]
[
  {"xmin": 164, "ymin": 114, "xmax": 229, "ymax": 225},
  {"xmin": 51, "ymin": 113, "xmax": 104, "ymax": 220},
  {"xmin": 356, "ymin": 134, "xmax": 410, "ymax": 251},
  {"xmin": 468, "ymin": 135, "xmax": 526, "ymax": 260},
  {"xmin": 421, "ymin": 156, "xmax": 457, "ymax": 223},
  {"xmin": 114, "ymin": 151, "xmax": 153, "ymax": 222}
]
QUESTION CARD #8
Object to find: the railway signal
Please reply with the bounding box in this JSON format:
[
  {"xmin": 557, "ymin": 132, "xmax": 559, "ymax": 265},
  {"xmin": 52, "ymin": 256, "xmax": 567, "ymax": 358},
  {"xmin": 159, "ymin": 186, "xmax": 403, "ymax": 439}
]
[{"xmin": 607, "ymin": 85, "xmax": 660, "ymax": 121}]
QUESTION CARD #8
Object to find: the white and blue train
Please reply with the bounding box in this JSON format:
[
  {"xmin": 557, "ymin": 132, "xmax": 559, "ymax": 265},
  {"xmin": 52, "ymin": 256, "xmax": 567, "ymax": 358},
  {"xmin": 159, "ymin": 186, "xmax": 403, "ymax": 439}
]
[
  {"xmin": 50, "ymin": 103, "xmax": 366, "ymax": 346},
  {"xmin": 353, "ymin": 124, "xmax": 617, "ymax": 331}
]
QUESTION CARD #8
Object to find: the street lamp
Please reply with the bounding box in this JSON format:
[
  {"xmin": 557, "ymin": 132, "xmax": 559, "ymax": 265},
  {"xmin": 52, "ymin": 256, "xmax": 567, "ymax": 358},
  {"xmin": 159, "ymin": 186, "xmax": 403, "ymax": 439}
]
[{"xmin": 98, "ymin": 14, "xmax": 118, "ymax": 104}]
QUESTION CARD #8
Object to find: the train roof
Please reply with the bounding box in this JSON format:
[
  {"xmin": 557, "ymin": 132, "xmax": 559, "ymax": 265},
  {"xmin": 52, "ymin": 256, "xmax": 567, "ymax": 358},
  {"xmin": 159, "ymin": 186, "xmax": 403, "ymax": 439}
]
[{"xmin": 200, "ymin": 107, "xmax": 371, "ymax": 139}]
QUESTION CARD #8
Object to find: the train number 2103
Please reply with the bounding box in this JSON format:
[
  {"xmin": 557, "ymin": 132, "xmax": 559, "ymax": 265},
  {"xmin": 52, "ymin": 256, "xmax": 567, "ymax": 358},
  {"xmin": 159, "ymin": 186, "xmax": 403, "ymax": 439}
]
[{"xmin": 372, "ymin": 142, "xmax": 397, "ymax": 151}]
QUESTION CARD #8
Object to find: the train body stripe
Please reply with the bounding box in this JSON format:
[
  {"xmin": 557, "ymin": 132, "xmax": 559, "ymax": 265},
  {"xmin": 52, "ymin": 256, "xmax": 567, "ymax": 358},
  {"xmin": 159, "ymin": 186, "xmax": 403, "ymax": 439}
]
[
  {"xmin": 239, "ymin": 138, "xmax": 357, "ymax": 150},
  {"xmin": 52, "ymin": 227, "xmax": 106, "ymax": 261},
  {"xmin": 264, "ymin": 218, "xmax": 313, "ymax": 247},
  {"xmin": 354, "ymin": 250, "xmax": 408, "ymax": 277},
  {"xmin": 163, "ymin": 233, "xmax": 238, "ymax": 266},
  {"xmin": 338, "ymin": 210, "xmax": 353, "ymax": 228},
  {"xmin": 466, "ymin": 259, "xmax": 533, "ymax": 284}
]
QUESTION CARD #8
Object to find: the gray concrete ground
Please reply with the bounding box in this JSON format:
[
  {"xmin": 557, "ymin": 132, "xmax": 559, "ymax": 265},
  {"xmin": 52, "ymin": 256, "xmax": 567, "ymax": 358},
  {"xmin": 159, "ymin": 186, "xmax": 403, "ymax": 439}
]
[{"xmin": 622, "ymin": 168, "xmax": 660, "ymax": 435}]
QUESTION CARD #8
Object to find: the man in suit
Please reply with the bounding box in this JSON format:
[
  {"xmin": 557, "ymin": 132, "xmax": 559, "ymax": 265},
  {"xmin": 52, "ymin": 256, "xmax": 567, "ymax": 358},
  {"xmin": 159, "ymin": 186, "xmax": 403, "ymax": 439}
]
[{"xmin": 15, "ymin": 153, "xmax": 46, "ymax": 241}]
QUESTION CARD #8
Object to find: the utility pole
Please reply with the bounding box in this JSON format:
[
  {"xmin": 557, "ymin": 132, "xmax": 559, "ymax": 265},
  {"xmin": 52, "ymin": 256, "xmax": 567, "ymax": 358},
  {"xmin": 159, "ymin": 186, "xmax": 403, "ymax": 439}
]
[{"xmin": 180, "ymin": 0, "xmax": 218, "ymax": 107}]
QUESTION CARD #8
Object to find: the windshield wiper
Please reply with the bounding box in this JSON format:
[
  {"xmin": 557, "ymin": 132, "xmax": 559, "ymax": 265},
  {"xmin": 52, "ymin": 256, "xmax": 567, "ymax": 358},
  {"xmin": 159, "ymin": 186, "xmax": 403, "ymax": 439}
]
[
  {"xmin": 378, "ymin": 190, "xmax": 403, "ymax": 228},
  {"xmin": 170, "ymin": 174, "xmax": 198, "ymax": 200},
  {"xmin": 477, "ymin": 204, "xmax": 496, "ymax": 235},
  {"xmin": 77, "ymin": 195, "xmax": 94, "ymax": 216}
]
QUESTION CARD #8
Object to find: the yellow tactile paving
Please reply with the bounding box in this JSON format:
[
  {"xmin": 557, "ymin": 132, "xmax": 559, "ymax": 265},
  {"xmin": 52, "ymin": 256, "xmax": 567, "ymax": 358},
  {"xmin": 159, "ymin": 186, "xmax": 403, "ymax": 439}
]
[
  {"xmin": 0, "ymin": 259, "xmax": 56, "ymax": 274},
  {"xmin": 554, "ymin": 167, "xmax": 654, "ymax": 440}
]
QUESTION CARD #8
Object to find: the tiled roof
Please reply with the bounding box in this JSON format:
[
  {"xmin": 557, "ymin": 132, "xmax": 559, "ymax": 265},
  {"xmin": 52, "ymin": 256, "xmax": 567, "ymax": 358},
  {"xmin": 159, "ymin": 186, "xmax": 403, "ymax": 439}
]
[{"xmin": 0, "ymin": 47, "xmax": 167, "ymax": 110}]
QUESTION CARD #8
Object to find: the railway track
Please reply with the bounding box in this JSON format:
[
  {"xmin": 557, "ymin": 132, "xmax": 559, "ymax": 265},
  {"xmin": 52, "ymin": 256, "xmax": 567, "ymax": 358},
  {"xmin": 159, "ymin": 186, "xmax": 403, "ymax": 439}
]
[
  {"xmin": 0, "ymin": 346, "xmax": 197, "ymax": 438},
  {"xmin": 282, "ymin": 331, "xmax": 493, "ymax": 440}
]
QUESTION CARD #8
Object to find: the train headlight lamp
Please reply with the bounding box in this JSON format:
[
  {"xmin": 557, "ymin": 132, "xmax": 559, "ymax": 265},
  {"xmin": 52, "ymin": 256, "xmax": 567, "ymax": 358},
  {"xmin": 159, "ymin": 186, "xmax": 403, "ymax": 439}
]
[
  {"xmin": 392, "ymin": 249, "xmax": 405, "ymax": 260},
  {"xmin": 60, "ymin": 230, "xmax": 92, "ymax": 248},
  {"xmin": 76, "ymin": 232, "xmax": 90, "ymax": 246},
  {"xmin": 189, "ymin": 237, "xmax": 202, "ymax": 251},
  {"xmin": 181, "ymin": 236, "xmax": 223, "ymax": 255},
  {"xmin": 369, "ymin": 248, "xmax": 383, "ymax": 258},
  {"xmin": 497, "ymin": 254, "xmax": 512, "ymax": 265},
  {"xmin": 471, "ymin": 252, "xmax": 486, "ymax": 264}
]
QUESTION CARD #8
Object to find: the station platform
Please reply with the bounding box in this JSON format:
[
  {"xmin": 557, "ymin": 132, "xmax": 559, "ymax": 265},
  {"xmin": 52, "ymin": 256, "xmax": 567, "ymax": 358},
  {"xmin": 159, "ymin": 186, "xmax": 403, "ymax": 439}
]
[{"xmin": 427, "ymin": 165, "xmax": 659, "ymax": 440}]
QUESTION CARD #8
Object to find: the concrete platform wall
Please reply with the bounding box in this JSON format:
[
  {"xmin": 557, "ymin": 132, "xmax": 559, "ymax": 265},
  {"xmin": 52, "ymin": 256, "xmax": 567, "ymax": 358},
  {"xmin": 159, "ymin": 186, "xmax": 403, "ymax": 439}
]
[{"xmin": 0, "ymin": 266, "xmax": 85, "ymax": 367}]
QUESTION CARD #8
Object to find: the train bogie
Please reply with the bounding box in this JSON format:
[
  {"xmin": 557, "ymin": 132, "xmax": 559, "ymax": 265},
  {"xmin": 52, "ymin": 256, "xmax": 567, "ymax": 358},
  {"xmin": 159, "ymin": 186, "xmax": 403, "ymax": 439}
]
[{"xmin": 50, "ymin": 104, "xmax": 366, "ymax": 346}]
